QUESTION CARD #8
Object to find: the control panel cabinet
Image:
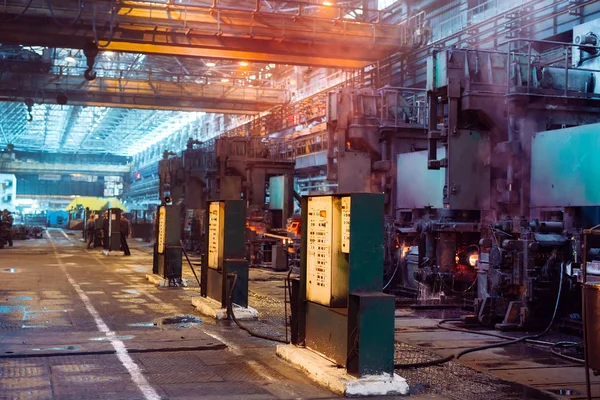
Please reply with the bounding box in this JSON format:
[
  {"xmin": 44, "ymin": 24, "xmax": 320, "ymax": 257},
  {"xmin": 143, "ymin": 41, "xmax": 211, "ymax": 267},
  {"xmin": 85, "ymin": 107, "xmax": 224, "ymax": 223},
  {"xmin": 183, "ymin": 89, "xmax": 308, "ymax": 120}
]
[
  {"xmin": 202, "ymin": 200, "xmax": 248, "ymax": 308},
  {"xmin": 304, "ymin": 194, "xmax": 384, "ymax": 308},
  {"xmin": 306, "ymin": 196, "xmax": 348, "ymax": 307},
  {"xmin": 153, "ymin": 204, "xmax": 182, "ymax": 282},
  {"xmin": 208, "ymin": 201, "xmax": 223, "ymax": 270},
  {"xmin": 297, "ymin": 193, "xmax": 394, "ymax": 377},
  {"xmin": 108, "ymin": 208, "xmax": 121, "ymax": 252}
]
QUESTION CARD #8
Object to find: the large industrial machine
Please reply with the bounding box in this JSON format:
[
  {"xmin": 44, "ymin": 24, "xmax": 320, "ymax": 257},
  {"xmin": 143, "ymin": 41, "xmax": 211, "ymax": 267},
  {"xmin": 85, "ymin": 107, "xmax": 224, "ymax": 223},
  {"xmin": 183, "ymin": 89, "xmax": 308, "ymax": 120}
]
[
  {"xmin": 154, "ymin": 135, "xmax": 296, "ymax": 282},
  {"xmin": 282, "ymin": 21, "xmax": 600, "ymax": 332},
  {"xmin": 144, "ymin": 18, "xmax": 600, "ymax": 332},
  {"xmin": 385, "ymin": 22, "xmax": 600, "ymax": 330}
]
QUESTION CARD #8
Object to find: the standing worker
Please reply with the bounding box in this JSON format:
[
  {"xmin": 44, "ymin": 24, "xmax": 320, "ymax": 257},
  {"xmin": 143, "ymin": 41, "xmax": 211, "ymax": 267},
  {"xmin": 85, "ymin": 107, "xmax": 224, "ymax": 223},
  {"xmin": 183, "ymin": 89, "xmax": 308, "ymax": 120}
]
[
  {"xmin": 102, "ymin": 210, "xmax": 109, "ymax": 249},
  {"xmin": 120, "ymin": 214, "xmax": 131, "ymax": 256},
  {"xmin": 86, "ymin": 213, "xmax": 96, "ymax": 249},
  {"xmin": 1, "ymin": 209, "xmax": 14, "ymax": 247}
]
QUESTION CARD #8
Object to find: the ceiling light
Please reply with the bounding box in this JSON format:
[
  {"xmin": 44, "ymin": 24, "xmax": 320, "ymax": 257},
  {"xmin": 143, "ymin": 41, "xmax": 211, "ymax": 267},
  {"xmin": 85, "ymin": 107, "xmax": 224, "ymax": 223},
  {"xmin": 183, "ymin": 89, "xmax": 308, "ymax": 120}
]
[
  {"xmin": 206, "ymin": 62, "xmax": 216, "ymax": 67},
  {"xmin": 221, "ymin": 78, "xmax": 229, "ymax": 83},
  {"xmin": 64, "ymin": 51, "xmax": 76, "ymax": 64},
  {"xmin": 239, "ymin": 61, "xmax": 249, "ymax": 66},
  {"xmin": 323, "ymin": 1, "xmax": 333, "ymax": 5}
]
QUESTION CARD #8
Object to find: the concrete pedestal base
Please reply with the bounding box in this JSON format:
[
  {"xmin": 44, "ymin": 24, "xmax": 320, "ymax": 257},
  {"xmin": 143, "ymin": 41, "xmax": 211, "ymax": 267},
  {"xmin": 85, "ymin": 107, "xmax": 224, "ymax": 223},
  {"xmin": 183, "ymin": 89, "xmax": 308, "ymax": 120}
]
[
  {"xmin": 191, "ymin": 296, "xmax": 258, "ymax": 320},
  {"xmin": 145, "ymin": 274, "xmax": 188, "ymax": 288},
  {"xmin": 276, "ymin": 344, "xmax": 409, "ymax": 397}
]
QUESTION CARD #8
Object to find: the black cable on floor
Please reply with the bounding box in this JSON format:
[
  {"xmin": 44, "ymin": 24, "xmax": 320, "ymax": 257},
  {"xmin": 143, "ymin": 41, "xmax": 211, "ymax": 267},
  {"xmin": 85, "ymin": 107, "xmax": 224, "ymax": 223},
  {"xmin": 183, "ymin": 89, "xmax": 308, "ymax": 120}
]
[
  {"xmin": 226, "ymin": 272, "xmax": 290, "ymax": 344},
  {"xmin": 396, "ymin": 263, "xmax": 566, "ymax": 368},
  {"xmin": 455, "ymin": 263, "xmax": 564, "ymax": 360},
  {"xmin": 551, "ymin": 341, "xmax": 585, "ymax": 364},
  {"xmin": 437, "ymin": 319, "xmax": 555, "ymax": 346},
  {"xmin": 180, "ymin": 240, "xmax": 201, "ymax": 288},
  {"xmin": 394, "ymin": 354, "xmax": 456, "ymax": 369}
]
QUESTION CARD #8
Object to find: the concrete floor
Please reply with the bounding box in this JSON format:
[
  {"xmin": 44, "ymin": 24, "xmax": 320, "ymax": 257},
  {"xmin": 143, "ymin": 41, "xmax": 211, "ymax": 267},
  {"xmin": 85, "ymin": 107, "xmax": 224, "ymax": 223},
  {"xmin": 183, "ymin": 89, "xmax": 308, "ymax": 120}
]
[
  {"xmin": 0, "ymin": 230, "xmax": 439, "ymax": 400},
  {"xmin": 0, "ymin": 229, "xmax": 596, "ymax": 399}
]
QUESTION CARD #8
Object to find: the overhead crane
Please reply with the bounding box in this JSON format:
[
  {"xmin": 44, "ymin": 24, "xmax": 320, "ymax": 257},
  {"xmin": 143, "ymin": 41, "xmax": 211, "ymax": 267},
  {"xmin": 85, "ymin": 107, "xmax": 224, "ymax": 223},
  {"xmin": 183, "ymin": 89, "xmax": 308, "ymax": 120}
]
[
  {"xmin": 0, "ymin": 72, "xmax": 288, "ymax": 113},
  {"xmin": 0, "ymin": 0, "xmax": 414, "ymax": 69}
]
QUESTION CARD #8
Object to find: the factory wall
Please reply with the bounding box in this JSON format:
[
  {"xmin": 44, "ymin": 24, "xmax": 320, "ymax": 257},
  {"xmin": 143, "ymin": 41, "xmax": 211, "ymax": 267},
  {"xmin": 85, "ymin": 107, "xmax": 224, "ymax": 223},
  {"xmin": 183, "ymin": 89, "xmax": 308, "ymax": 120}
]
[
  {"xmin": 16, "ymin": 174, "xmax": 104, "ymax": 197},
  {"xmin": 0, "ymin": 173, "xmax": 17, "ymax": 212}
]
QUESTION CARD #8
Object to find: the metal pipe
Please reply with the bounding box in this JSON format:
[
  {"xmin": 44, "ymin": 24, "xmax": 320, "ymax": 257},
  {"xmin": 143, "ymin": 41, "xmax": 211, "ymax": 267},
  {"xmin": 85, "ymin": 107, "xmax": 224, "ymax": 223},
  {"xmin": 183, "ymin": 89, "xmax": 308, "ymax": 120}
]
[
  {"xmin": 531, "ymin": 220, "xmax": 564, "ymax": 233},
  {"xmin": 507, "ymin": 115, "xmax": 517, "ymax": 196},
  {"xmin": 527, "ymin": 42, "xmax": 531, "ymax": 93},
  {"xmin": 293, "ymin": 190, "xmax": 302, "ymax": 204},
  {"xmin": 380, "ymin": 138, "xmax": 388, "ymax": 194},
  {"xmin": 583, "ymin": 232, "xmax": 592, "ymax": 400},
  {"xmin": 565, "ymin": 47, "xmax": 569, "ymax": 96}
]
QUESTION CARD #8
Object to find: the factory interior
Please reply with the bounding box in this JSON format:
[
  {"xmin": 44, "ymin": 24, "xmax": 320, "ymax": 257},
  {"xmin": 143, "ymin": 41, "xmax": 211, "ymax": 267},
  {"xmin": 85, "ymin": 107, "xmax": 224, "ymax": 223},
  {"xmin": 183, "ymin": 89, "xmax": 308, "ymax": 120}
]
[{"xmin": 1, "ymin": 0, "xmax": 600, "ymax": 399}]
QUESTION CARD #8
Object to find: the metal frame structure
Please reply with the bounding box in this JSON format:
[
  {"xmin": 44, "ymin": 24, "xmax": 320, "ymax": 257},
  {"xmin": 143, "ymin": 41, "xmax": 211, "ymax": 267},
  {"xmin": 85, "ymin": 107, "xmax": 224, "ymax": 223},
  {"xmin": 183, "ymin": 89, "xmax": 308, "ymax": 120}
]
[
  {"xmin": 0, "ymin": 102, "xmax": 200, "ymax": 155},
  {"xmin": 0, "ymin": 0, "xmax": 411, "ymax": 68}
]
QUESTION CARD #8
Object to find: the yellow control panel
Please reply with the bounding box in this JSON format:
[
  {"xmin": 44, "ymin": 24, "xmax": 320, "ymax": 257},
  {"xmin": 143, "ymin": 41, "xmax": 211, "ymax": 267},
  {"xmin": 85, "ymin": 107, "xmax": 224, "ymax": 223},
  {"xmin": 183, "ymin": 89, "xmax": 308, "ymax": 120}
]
[
  {"xmin": 341, "ymin": 196, "xmax": 351, "ymax": 254},
  {"xmin": 208, "ymin": 202, "xmax": 221, "ymax": 269},
  {"xmin": 157, "ymin": 206, "xmax": 166, "ymax": 254},
  {"xmin": 306, "ymin": 196, "xmax": 345, "ymax": 306}
]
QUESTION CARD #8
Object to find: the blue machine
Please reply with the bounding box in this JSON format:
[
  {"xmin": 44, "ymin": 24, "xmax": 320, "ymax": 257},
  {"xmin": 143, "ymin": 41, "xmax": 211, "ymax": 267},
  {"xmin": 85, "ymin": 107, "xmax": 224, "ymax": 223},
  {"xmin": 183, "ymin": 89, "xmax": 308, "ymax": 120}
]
[{"xmin": 46, "ymin": 211, "xmax": 69, "ymax": 227}]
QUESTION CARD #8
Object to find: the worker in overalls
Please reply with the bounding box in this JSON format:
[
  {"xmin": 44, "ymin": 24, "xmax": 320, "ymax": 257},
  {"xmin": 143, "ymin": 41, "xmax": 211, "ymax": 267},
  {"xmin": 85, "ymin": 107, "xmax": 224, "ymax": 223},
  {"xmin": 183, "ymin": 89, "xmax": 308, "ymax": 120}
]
[
  {"xmin": 102, "ymin": 210, "xmax": 110, "ymax": 249},
  {"xmin": 120, "ymin": 214, "xmax": 131, "ymax": 256},
  {"xmin": 1, "ymin": 209, "xmax": 14, "ymax": 247},
  {"xmin": 86, "ymin": 214, "xmax": 96, "ymax": 249}
]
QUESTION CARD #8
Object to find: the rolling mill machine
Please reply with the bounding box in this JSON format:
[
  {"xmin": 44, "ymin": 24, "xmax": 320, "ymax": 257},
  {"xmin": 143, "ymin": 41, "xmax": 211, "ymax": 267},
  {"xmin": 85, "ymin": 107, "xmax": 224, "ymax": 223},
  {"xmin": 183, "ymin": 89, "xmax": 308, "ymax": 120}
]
[
  {"xmin": 384, "ymin": 21, "xmax": 600, "ymax": 331},
  {"xmin": 146, "ymin": 20, "xmax": 600, "ymax": 334},
  {"xmin": 153, "ymin": 135, "xmax": 297, "ymax": 284},
  {"xmin": 283, "ymin": 20, "xmax": 600, "ymax": 333}
]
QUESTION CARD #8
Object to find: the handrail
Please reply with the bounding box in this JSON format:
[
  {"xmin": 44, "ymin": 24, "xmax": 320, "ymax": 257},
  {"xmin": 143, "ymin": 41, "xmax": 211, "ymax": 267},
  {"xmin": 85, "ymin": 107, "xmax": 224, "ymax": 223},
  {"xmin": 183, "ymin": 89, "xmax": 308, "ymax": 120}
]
[
  {"xmin": 504, "ymin": 38, "xmax": 600, "ymax": 98},
  {"xmin": 432, "ymin": 0, "xmax": 529, "ymax": 42}
]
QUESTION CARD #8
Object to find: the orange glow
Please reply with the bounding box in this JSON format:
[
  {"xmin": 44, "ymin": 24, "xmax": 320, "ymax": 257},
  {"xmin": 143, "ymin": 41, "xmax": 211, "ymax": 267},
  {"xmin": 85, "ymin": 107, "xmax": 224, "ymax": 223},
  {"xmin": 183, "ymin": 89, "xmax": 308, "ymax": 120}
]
[
  {"xmin": 401, "ymin": 246, "xmax": 411, "ymax": 258},
  {"xmin": 323, "ymin": 1, "xmax": 333, "ymax": 5},
  {"xmin": 455, "ymin": 254, "xmax": 459, "ymax": 264},
  {"xmin": 239, "ymin": 61, "xmax": 249, "ymax": 66},
  {"xmin": 469, "ymin": 254, "xmax": 479, "ymax": 267}
]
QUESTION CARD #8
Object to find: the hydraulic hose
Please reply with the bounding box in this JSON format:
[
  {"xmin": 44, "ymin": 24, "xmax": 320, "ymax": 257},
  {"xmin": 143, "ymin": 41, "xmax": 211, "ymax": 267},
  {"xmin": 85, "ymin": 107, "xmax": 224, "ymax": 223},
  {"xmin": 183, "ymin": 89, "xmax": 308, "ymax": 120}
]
[
  {"xmin": 551, "ymin": 341, "xmax": 584, "ymax": 364},
  {"xmin": 226, "ymin": 273, "xmax": 290, "ymax": 344},
  {"xmin": 437, "ymin": 319, "xmax": 555, "ymax": 346},
  {"xmin": 394, "ymin": 354, "xmax": 456, "ymax": 369},
  {"xmin": 395, "ymin": 263, "xmax": 566, "ymax": 368},
  {"xmin": 455, "ymin": 262, "xmax": 564, "ymax": 360}
]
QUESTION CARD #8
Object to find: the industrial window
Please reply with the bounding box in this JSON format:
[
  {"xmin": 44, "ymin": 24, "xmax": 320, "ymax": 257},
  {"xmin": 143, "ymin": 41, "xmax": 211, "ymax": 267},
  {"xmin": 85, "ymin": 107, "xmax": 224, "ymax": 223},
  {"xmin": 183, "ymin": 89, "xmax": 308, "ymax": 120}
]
[{"xmin": 378, "ymin": 0, "xmax": 398, "ymax": 10}]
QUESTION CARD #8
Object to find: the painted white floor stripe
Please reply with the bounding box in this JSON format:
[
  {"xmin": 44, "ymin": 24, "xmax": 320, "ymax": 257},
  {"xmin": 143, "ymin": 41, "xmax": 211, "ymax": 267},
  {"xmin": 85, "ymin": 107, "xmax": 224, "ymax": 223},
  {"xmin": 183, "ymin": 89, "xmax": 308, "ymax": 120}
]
[
  {"xmin": 59, "ymin": 229, "xmax": 71, "ymax": 241},
  {"xmin": 47, "ymin": 235, "xmax": 161, "ymax": 400},
  {"xmin": 203, "ymin": 331, "xmax": 243, "ymax": 355}
]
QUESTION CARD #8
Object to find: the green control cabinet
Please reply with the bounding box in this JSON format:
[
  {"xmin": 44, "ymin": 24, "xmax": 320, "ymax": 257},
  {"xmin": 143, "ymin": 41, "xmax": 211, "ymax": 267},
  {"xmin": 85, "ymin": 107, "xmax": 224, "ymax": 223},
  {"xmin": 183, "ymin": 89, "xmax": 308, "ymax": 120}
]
[
  {"xmin": 202, "ymin": 200, "xmax": 249, "ymax": 308},
  {"xmin": 153, "ymin": 204, "xmax": 183, "ymax": 284},
  {"xmin": 294, "ymin": 193, "xmax": 395, "ymax": 377},
  {"xmin": 107, "ymin": 208, "xmax": 122, "ymax": 252}
]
